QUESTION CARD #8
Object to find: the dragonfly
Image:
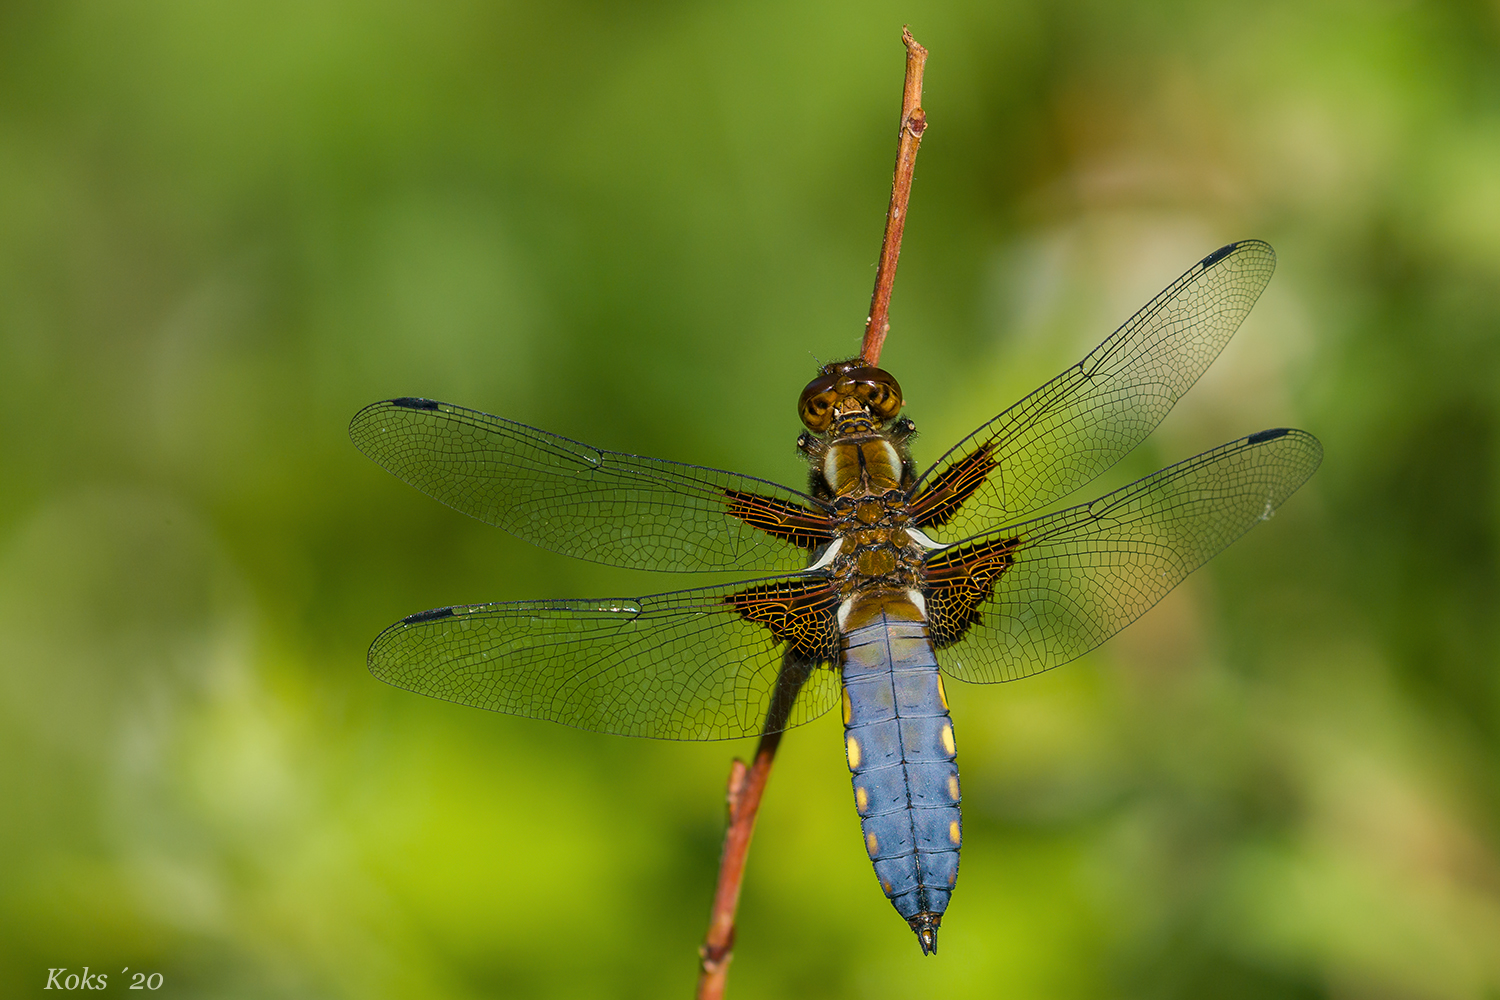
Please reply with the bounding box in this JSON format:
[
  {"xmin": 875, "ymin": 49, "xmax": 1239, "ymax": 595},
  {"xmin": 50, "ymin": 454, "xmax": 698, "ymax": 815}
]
[{"xmin": 350, "ymin": 239, "xmax": 1321, "ymax": 954}]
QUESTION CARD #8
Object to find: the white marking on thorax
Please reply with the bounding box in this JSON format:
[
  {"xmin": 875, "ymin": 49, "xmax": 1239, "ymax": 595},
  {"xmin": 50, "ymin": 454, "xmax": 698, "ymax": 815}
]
[
  {"xmin": 905, "ymin": 527, "xmax": 944, "ymax": 550},
  {"xmin": 805, "ymin": 538, "xmax": 844, "ymax": 572},
  {"xmin": 905, "ymin": 589, "xmax": 928, "ymax": 620},
  {"xmin": 837, "ymin": 597, "xmax": 855, "ymax": 631}
]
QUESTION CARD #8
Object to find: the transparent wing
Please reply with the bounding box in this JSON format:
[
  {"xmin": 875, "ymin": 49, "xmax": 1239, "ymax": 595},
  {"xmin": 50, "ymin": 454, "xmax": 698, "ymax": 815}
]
[
  {"xmin": 367, "ymin": 577, "xmax": 842, "ymax": 741},
  {"xmin": 350, "ymin": 398, "xmax": 830, "ymax": 573},
  {"xmin": 913, "ymin": 241, "xmax": 1278, "ymax": 539},
  {"xmin": 929, "ymin": 428, "xmax": 1322, "ymax": 683}
]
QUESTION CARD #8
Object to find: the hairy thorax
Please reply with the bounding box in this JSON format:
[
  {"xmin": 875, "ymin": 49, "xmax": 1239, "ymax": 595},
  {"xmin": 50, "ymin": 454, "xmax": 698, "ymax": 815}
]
[{"xmin": 817, "ymin": 434, "xmax": 928, "ymax": 600}]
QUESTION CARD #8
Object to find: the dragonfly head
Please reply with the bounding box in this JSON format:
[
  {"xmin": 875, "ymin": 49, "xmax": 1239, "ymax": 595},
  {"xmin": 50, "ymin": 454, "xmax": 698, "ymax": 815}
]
[{"xmin": 797, "ymin": 360, "xmax": 904, "ymax": 435}]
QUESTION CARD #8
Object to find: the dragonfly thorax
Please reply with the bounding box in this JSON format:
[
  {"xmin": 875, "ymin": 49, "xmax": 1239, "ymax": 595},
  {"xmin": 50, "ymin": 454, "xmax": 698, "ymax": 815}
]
[
  {"xmin": 824, "ymin": 485, "xmax": 927, "ymax": 598},
  {"xmin": 823, "ymin": 436, "xmax": 906, "ymax": 495}
]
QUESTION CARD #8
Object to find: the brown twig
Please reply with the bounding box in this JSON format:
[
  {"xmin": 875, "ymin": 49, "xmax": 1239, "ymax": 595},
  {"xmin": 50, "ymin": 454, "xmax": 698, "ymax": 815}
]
[
  {"xmin": 695, "ymin": 653, "xmax": 811, "ymax": 1000},
  {"xmin": 695, "ymin": 733, "xmax": 780, "ymax": 1000},
  {"xmin": 861, "ymin": 27, "xmax": 929, "ymax": 368}
]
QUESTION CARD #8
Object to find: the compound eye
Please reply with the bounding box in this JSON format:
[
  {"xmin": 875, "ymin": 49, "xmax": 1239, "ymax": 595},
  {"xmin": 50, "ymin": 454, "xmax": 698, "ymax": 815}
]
[
  {"xmin": 848, "ymin": 367, "xmax": 903, "ymax": 420},
  {"xmin": 798, "ymin": 373, "xmax": 841, "ymax": 431}
]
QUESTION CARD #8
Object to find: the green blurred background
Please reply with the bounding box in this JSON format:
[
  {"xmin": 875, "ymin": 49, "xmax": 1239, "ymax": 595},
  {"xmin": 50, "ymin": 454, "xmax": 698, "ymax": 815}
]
[{"xmin": 2, "ymin": 1, "xmax": 1498, "ymax": 997}]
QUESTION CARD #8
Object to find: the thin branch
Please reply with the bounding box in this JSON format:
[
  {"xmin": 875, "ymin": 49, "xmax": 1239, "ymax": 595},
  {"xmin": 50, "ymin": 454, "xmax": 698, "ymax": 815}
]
[
  {"xmin": 861, "ymin": 27, "xmax": 929, "ymax": 367},
  {"xmin": 695, "ymin": 655, "xmax": 811, "ymax": 1000},
  {"xmin": 695, "ymin": 733, "xmax": 780, "ymax": 1000}
]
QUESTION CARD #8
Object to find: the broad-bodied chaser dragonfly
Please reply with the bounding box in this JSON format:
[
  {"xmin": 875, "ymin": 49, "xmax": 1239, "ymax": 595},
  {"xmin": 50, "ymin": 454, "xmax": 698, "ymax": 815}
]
[{"xmin": 350, "ymin": 240, "xmax": 1320, "ymax": 954}]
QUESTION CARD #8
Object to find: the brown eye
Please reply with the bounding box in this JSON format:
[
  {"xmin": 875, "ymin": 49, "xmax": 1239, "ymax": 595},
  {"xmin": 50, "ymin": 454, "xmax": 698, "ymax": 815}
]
[
  {"xmin": 848, "ymin": 367, "xmax": 903, "ymax": 419},
  {"xmin": 797, "ymin": 363, "xmax": 903, "ymax": 430},
  {"xmin": 797, "ymin": 373, "xmax": 841, "ymax": 431}
]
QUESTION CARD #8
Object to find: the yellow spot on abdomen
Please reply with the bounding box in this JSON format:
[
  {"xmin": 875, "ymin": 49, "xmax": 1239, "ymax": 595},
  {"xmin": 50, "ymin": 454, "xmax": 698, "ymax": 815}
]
[
  {"xmin": 841, "ymin": 687, "xmax": 852, "ymax": 725},
  {"xmin": 846, "ymin": 736, "xmax": 862, "ymax": 770},
  {"xmin": 855, "ymin": 786, "xmax": 869, "ymax": 813},
  {"xmin": 866, "ymin": 831, "xmax": 880, "ymax": 856},
  {"xmin": 937, "ymin": 675, "xmax": 949, "ymax": 711},
  {"xmin": 940, "ymin": 723, "xmax": 955, "ymax": 756},
  {"xmin": 948, "ymin": 820, "xmax": 961, "ymax": 846},
  {"xmin": 947, "ymin": 775, "xmax": 960, "ymax": 800}
]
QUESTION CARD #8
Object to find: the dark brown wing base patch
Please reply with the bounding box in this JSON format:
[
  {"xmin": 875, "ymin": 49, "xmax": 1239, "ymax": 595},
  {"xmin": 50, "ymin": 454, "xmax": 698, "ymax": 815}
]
[
  {"xmin": 910, "ymin": 445, "xmax": 995, "ymax": 529},
  {"xmin": 724, "ymin": 490, "xmax": 836, "ymax": 549},
  {"xmin": 924, "ymin": 535, "xmax": 1022, "ymax": 648},
  {"xmin": 726, "ymin": 578, "xmax": 841, "ymax": 661}
]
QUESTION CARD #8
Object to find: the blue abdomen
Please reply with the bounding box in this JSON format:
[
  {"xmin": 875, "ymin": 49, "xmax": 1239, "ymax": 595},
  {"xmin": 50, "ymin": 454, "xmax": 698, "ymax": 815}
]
[{"xmin": 841, "ymin": 596, "xmax": 961, "ymax": 954}]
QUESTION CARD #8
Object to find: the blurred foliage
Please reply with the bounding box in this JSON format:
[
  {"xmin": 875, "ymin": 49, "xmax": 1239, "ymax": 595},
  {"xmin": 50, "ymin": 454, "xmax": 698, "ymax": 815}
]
[{"xmin": 2, "ymin": 1, "xmax": 1499, "ymax": 997}]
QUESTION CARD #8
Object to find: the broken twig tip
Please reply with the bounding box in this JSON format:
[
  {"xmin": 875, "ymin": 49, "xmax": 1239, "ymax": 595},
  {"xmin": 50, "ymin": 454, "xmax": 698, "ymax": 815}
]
[{"xmin": 860, "ymin": 27, "xmax": 930, "ymax": 368}]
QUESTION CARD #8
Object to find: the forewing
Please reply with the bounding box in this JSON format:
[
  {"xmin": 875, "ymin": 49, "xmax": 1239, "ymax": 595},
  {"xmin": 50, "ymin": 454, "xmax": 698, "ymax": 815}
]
[
  {"xmin": 912, "ymin": 241, "xmax": 1278, "ymax": 538},
  {"xmin": 928, "ymin": 428, "xmax": 1322, "ymax": 683},
  {"xmin": 350, "ymin": 398, "xmax": 831, "ymax": 573},
  {"xmin": 368, "ymin": 577, "xmax": 842, "ymax": 740}
]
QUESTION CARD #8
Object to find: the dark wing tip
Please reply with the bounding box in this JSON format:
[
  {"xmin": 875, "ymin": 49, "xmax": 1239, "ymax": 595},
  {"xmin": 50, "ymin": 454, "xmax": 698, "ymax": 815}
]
[
  {"xmin": 402, "ymin": 606, "xmax": 456, "ymax": 624},
  {"xmin": 349, "ymin": 396, "xmax": 442, "ymax": 447},
  {"xmin": 390, "ymin": 396, "xmax": 441, "ymax": 411},
  {"xmin": 1243, "ymin": 427, "xmax": 1324, "ymax": 489},
  {"xmin": 1245, "ymin": 427, "xmax": 1291, "ymax": 445},
  {"xmin": 1198, "ymin": 239, "xmax": 1275, "ymax": 270},
  {"xmin": 1198, "ymin": 242, "xmax": 1240, "ymax": 267}
]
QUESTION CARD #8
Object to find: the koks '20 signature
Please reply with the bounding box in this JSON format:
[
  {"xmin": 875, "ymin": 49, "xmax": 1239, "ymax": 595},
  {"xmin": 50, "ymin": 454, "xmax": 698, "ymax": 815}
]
[{"xmin": 45, "ymin": 967, "xmax": 164, "ymax": 990}]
